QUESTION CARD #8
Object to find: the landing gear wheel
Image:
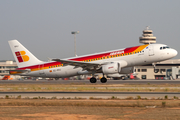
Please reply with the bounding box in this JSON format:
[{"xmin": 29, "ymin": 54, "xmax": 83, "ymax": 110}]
[
  {"xmin": 100, "ymin": 77, "xmax": 107, "ymax": 83},
  {"xmin": 90, "ymin": 77, "xmax": 97, "ymax": 83},
  {"xmin": 154, "ymin": 69, "xmax": 159, "ymax": 73},
  {"xmin": 121, "ymin": 76, "xmax": 125, "ymax": 80}
]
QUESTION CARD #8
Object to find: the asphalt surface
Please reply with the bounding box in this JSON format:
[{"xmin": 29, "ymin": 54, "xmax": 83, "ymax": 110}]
[
  {"xmin": 0, "ymin": 91, "xmax": 179, "ymax": 99},
  {"xmin": 0, "ymin": 79, "xmax": 180, "ymax": 84}
]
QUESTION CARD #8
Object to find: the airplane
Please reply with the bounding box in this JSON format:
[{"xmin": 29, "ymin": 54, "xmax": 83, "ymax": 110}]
[{"xmin": 8, "ymin": 40, "xmax": 177, "ymax": 83}]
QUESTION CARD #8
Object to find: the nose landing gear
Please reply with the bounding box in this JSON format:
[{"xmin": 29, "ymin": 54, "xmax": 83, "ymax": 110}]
[{"xmin": 152, "ymin": 63, "xmax": 159, "ymax": 73}]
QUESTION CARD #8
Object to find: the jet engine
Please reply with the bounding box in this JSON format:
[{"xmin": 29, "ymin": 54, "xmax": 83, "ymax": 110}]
[{"xmin": 102, "ymin": 62, "xmax": 121, "ymax": 74}]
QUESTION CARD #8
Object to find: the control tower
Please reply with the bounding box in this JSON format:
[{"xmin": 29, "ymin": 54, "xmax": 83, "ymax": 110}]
[{"xmin": 139, "ymin": 26, "xmax": 156, "ymax": 44}]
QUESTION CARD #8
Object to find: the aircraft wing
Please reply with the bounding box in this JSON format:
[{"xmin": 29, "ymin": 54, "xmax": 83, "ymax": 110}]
[{"xmin": 52, "ymin": 59, "xmax": 103, "ymax": 71}]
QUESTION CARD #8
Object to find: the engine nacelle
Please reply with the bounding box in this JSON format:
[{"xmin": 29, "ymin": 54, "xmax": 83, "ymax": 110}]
[
  {"xmin": 102, "ymin": 62, "xmax": 121, "ymax": 74},
  {"xmin": 120, "ymin": 67, "xmax": 134, "ymax": 74}
]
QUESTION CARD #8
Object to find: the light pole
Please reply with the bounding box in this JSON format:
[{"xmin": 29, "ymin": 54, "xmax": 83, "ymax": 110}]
[{"xmin": 71, "ymin": 31, "xmax": 79, "ymax": 57}]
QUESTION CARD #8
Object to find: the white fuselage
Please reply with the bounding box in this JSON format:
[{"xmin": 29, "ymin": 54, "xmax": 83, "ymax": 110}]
[{"xmin": 21, "ymin": 44, "xmax": 177, "ymax": 78}]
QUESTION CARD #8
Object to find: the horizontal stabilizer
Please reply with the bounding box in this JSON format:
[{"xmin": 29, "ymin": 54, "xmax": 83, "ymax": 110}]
[{"xmin": 7, "ymin": 69, "xmax": 31, "ymax": 75}]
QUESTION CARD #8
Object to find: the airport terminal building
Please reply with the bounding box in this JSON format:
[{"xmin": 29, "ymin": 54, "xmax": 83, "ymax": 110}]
[
  {"xmin": 0, "ymin": 60, "xmax": 18, "ymax": 79},
  {"xmin": 135, "ymin": 59, "xmax": 180, "ymax": 80},
  {"xmin": 0, "ymin": 60, "xmax": 17, "ymax": 75}
]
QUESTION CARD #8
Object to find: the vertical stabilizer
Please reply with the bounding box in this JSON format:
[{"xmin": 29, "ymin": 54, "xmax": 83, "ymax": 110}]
[{"xmin": 8, "ymin": 40, "xmax": 43, "ymax": 68}]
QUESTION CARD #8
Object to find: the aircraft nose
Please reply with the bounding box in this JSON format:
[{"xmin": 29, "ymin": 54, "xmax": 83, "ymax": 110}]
[{"xmin": 172, "ymin": 49, "xmax": 178, "ymax": 57}]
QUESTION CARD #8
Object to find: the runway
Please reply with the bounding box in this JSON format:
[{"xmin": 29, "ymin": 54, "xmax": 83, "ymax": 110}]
[
  {"xmin": 0, "ymin": 79, "xmax": 180, "ymax": 84},
  {"xmin": 0, "ymin": 91, "xmax": 179, "ymax": 99}
]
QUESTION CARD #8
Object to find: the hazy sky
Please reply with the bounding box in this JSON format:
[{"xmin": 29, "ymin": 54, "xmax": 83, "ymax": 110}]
[{"xmin": 1, "ymin": 0, "xmax": 180, "ymax": 61}]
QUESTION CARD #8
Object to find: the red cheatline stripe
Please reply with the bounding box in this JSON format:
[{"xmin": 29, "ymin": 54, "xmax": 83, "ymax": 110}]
[{"xmin": 17, "ymin": 45, "xmax": 146, "ymax": 70}]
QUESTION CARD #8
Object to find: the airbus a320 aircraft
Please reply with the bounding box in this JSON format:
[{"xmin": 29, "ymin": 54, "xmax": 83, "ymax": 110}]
[{"xmin": 8, "ymin": 40, "xmax": 177, "ymax": 83}]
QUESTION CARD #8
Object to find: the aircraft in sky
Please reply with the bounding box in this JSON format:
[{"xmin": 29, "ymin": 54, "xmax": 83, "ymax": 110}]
[{"xmin": 8, "ymin": 40, "xmax": 177, "ymax": 83}]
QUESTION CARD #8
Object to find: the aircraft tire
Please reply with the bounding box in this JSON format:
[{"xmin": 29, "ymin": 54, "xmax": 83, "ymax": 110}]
[
  {"xmin": 100, "ymin": 77, "xmax": 107, "ymax": 83},
  {"xmin": 154, "ymin": 69, "xmax": 159, "ymax": 73},
  {"xmin": 121, "ymin": 76, "xmax": 125, "ymax": 80},
  {"xmin": 90, "ymin": 77, "xmax": 97, "ymax": 83}
]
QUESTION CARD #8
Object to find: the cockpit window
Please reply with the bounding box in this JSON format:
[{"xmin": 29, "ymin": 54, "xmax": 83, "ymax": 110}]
[{"xmin": 160, "ymin": 46, "xmax": 170, "ymax": 50}]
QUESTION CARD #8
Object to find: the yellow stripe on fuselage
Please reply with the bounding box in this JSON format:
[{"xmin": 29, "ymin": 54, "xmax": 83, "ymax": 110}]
[{"xmin": 134, "ymin": 44, "xmax": 148, "ymax": 53}]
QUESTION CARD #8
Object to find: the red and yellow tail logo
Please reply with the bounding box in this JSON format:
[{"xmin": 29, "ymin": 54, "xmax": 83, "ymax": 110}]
[{"xmin": 15, "ymin": 51, "xmax": 29, "ymax": 63}]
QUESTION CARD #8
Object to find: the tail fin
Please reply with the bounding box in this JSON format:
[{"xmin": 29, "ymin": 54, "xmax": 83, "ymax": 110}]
[{"xmin": 8, "ymin": 40, "xmax": 43, "ymax": 68}]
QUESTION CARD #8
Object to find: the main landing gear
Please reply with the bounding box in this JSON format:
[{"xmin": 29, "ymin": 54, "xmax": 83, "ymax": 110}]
[
  {"xmin": 100, "ymin": 77, "xmax": 107, "ymax": 83},
  {"xmin": 90, "ymin": 77, "xmax": 97, "ymax": 83},
  {"xmin": 89, "ymin": 77, "xmax": 107, "ymax": 83}
]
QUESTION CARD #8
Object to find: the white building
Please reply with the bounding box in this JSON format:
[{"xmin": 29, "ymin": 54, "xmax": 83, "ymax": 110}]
[{"xmin": 135, "ymin": 59, "xmax": 180, "ymax": 79}]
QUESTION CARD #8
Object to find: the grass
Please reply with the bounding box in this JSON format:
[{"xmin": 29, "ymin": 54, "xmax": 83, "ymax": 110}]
[
  {"xmin": 0, "ymin": 99, "xmax": 180, "ymax": 119},
  {"xmin": 0, "ymin": 83, "xmax": 180, "ymax": 92},
  {"xmin": 0, "ymin": 99, "xmax": 180, "ymax": 107}
]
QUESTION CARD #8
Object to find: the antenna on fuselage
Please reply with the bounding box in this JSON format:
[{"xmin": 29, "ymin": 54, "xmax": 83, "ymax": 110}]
[{"xmin": 139, "ymin": 26, "xmax": 156, "ymax": 44}]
